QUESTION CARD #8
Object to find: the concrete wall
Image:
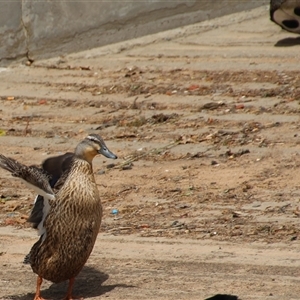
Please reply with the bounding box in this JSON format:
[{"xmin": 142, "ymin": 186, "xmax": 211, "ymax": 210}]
[
  {"xmin": 0, "ymin": 1, "xmax": 268, "ymax": 65},
  {"xmin": 0, "ymin": 2, "xmax": 27, "ymax": 63}
]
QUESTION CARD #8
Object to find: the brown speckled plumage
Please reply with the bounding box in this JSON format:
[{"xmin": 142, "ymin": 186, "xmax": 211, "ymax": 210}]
[
  {"xmin": 0, "ymin": 134, "xmax": 117, "ymax": 300},
  {"xmin": 30, "ymin": 159, "xmax": 102, "ymax": 283}
]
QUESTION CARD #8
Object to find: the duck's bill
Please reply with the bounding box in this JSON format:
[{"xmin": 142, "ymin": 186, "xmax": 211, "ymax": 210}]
[{"xmin": 99, "ymin": 147, "xmax": 118, "ymax": 159}]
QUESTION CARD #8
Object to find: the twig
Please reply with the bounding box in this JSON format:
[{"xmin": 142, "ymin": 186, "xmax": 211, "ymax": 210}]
[
  {"xmin": 113, "ymin": 140, "xmax": 181, "ymax": 170},
  {"xmin": 104, "ymin": 136, "xmax": 212, "ymax": 173}
]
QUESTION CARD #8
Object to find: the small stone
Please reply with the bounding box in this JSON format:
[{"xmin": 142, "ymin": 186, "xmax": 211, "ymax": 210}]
[{"xmin": 111, "ymin": 209, "xmax": 119, "ymax": 215}]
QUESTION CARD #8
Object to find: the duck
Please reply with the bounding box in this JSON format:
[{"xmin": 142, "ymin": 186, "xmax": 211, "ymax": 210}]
[{"xmin": 0, "ymin": 133, "xmax": 117, "ymax": 300}]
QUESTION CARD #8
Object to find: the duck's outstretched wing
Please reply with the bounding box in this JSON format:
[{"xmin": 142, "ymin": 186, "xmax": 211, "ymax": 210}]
[
  {"xmin": 0, "ymin": 154, "xmax": 55, "ymax": 200},
  {"xmin": 27, "ymin": 152, "xmax": 74, "ymax": 228}
]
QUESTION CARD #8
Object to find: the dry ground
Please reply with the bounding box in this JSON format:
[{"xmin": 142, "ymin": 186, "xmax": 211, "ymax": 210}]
[{"xmin": 1, "ymin": 6, "xmax": 300, "ymax": 300}]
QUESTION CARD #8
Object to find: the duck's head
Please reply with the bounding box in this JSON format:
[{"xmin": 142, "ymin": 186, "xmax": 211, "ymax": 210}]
[{"xmin": 75, "ymin": 134, "xmax": 117, "ymax": 163}]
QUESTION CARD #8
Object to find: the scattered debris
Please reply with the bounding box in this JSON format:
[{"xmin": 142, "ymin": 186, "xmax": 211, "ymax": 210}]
[
  {"xmin": 111, "ymin": 209, "xmax": 119, "ymax": 215},
  {"xmin": 199, "ymin": 102, "xmax": 225, "ymax": 110},
  {"xmin": 221, "ymin": 149, "xmax": 250, "ymax": 158}
]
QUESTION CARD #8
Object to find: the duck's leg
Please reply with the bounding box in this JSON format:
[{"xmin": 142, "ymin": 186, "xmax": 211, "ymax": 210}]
[
  {"xmin": 63, "ymin": 278, "xmax": 83, "ymax": 300},
  {"xmin": 33, "ymin": 276, "xmax": 45, "ymax": 300}
]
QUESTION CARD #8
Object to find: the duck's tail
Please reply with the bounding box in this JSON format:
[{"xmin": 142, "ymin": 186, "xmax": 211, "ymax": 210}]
[
  {"xmin": 0, "ymin": 154, "xmax": 55, "ymax": 201},
  {"xmin": 23, "ymin": 253, "xmax": 31, "ymax": 264}
]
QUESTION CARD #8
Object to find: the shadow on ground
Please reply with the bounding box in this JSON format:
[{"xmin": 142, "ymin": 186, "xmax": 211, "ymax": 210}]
[
  {"xmin": 7, "ymin": 265, "xmax": 134, "ymax": 300},
  {"xmin": 205, "ymin": 294, "xmax": 239, "ymax": 300},
  {"xmin": 275, "ymin": 36, "xmax": 300, "ymax": 47}
]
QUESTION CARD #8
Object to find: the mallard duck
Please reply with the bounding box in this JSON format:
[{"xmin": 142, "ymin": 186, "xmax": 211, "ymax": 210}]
[{"xmin": 0, "ymin": 134, "xmax": 117, "ymax": 300}]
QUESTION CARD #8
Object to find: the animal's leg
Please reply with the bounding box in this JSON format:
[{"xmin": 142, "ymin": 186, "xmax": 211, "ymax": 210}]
[
  {"xmin": 33, "ymin": 276, "xmax": 45, "ymax": 300},
  {"xmin": 63, "ymin": 277, "xmax": 83, "ymax": 300}
]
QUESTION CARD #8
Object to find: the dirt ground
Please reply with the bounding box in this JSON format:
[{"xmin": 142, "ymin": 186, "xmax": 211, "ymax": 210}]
[{"xmin": 1, "ymin": 6, "xmax": 300, "ymax": 300}]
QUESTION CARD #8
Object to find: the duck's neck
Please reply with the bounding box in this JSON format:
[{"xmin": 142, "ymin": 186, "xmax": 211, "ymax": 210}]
[
  {"xmin": 74, "ymin": 143, "xmax": 96, "ymax": 165},
  {"xmin": 73, "ymin": 157, "xmax": 94, "ymax": 174}
]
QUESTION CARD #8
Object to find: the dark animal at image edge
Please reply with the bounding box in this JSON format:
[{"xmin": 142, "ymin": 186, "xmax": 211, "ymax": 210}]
[
  {"xmin": 270, "ymin": 0, "xmax": 300, "ymax": 33},
  {"xmin": 0, "ymin": 134, "xmax": 117, "ymax": 300}
]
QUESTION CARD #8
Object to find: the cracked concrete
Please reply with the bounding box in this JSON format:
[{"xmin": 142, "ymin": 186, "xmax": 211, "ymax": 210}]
[
  {"xmin": 0, "ymin": 1, "xmax": 268, "ymax": 66},
  {"xmin": 20, "ymin": 1, "xmax": 30, "ymax": 62}
]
